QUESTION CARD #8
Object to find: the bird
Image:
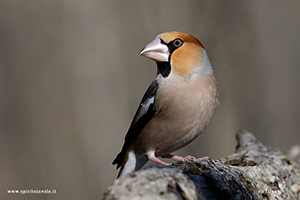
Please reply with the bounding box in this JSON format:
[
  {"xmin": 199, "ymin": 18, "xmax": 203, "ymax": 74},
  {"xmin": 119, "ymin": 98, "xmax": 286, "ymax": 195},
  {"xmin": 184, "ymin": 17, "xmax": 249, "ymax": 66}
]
[{"xmin": 112, "ymin": 31, "xmax": 218, "ymax": 178}]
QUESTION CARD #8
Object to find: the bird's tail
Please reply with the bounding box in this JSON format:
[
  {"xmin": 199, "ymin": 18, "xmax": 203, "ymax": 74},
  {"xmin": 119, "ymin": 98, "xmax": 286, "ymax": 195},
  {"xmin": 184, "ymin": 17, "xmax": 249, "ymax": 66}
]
[{"xmin": 113, "ymin": 150, "xmax": 148, "ymax": 178}]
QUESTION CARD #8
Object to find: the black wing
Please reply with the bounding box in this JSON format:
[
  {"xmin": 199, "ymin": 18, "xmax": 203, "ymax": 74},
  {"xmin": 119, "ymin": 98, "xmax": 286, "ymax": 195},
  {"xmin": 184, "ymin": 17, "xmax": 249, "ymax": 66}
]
[{"xmin": 112, "ymin": 80, "xmax": 159, "ymax": 168}]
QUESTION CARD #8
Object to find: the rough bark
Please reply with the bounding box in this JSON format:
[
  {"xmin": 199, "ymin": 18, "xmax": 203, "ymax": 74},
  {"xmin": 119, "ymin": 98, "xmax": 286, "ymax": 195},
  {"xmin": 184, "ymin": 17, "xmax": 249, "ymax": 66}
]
[{"xmin": 103, "ymin": 130, "xmax": 300, "ymax": 200}]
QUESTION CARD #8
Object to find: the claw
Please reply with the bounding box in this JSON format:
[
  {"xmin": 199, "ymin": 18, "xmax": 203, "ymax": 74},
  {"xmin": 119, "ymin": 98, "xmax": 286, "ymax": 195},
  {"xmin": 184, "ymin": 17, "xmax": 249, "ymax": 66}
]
[
  {"xmin": 163, "ymin": 154, "xmax": 211, "ymax": 162},
  {"xmin": 163, "ymin": 154, "xmax": 196, "ymax": 161},
  {"xmin": 196, "ymin": 156, "xmax": 211, "ymax": 162},
  {"xmin": 150, "ymin": 156, "xmax": 171, "ymax": 165}
]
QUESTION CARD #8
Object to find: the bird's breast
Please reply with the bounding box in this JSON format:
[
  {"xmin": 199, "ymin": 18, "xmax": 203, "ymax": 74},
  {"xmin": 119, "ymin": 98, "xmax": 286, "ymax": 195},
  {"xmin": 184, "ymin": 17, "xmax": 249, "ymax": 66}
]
[{"xmin": 131, "ymin": 75, "xmax": 217, "ymax": 156}]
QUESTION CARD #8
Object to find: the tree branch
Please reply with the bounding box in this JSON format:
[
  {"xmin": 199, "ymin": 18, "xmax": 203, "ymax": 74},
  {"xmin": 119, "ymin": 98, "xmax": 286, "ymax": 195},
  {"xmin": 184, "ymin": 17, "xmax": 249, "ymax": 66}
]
[{"xmin": 104, "ymin": 130, "xmax": 300, "ymax": 200}]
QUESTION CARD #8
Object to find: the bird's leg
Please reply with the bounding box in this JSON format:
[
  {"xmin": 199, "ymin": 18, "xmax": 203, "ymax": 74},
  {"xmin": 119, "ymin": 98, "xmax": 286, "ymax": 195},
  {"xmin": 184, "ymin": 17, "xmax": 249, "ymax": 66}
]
[
  {"xmin": 150, "ymin": 156, "xmax": 171, "ymax": 166},
  {"xmin": 196, "ymin": 156, "xmax": 210, "ymax": 161},
  {"xmin": 163, "ymin": 154, "xmax": 196, "ymax": 161},
  {"xmin": 163, "ymin": 154, "xmax": 211, "ymax": 162}
]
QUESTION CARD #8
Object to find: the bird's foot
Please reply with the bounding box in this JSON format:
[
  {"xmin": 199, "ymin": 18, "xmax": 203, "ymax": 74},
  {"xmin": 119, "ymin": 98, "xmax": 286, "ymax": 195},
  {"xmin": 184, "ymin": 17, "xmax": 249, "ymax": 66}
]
[
  {"xmin": 163, "ymin": 154, "xmax": 211, "ymax": 162},
  {"xmin": 163, "ymin": 154, "xmax": 196, "ymax": 161},
  {"xmin": 195, "ymin": 156, "xmax": 211, "ymax": 162},
  {"xmin": 150, "ymin": 156, "xmax": 171, "ymax": 166}
]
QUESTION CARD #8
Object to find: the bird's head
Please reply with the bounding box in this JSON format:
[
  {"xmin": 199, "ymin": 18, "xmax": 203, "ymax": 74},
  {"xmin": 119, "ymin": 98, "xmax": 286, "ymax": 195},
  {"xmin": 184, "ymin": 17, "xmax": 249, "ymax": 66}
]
[{"xmin": 140, "ymin": 31, "xmax": 213, "ymax": 79}]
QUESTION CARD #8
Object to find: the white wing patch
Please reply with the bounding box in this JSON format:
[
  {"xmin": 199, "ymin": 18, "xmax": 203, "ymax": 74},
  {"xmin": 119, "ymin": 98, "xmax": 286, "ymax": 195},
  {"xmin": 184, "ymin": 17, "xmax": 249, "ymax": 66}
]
[{"xmin": 135, "ymin": 96, "xmax": 155, "ymax": 122}]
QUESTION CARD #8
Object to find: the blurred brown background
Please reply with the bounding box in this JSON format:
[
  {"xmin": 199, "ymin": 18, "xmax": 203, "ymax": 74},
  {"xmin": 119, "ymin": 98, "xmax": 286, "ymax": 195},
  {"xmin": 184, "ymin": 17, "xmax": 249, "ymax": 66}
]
[{"xmin": 1, "ymin": 1, "xmax": 300, "ymax": 200}]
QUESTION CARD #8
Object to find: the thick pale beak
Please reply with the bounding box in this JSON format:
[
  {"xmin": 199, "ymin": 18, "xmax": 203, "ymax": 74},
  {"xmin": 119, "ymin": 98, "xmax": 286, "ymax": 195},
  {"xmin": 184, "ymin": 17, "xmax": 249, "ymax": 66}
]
[{"xmin": 139, "ymin": 38, "xmax": 169, "ymax": 62}]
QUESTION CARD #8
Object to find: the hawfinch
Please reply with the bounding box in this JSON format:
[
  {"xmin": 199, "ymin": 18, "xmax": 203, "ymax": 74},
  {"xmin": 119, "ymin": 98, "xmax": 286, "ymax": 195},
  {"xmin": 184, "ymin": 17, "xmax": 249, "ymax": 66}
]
[{"xmin": 113, "ymin": 31, "xmax": 218, "ymax": 178}]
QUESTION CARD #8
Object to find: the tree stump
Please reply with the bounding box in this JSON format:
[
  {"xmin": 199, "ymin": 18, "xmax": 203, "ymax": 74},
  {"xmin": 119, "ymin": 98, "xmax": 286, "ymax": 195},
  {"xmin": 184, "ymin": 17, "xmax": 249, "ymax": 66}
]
[{"xmin": 103, "ymin": 130, "xmax": 300, "ymax": 200}]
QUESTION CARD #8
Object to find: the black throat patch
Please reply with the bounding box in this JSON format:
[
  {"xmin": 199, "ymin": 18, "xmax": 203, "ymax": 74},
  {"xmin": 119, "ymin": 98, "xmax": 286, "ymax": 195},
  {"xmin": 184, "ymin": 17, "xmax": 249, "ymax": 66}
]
[{"xmin": 156, "ymin": 62, "xmax": 171, "ymax": 78}]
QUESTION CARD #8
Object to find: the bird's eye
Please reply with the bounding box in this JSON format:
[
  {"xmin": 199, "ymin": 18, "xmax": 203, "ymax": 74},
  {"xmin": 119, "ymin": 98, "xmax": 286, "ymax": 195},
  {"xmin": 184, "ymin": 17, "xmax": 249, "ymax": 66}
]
[{"xmin": 173, "ymin": 39, "xmax": 183, "ymax": 48}]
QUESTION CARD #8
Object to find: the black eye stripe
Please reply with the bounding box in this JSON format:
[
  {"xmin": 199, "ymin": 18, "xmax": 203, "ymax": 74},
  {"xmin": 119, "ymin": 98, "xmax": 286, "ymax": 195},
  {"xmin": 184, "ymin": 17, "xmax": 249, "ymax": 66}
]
[
  {"xmin": 167, "ymin": 38, "xmax": 184, "ymax": 54},
  {"xmin": 156, "ymin": 38, "xmax": 184, "ymax": 79},
  {"xmin": 160, "ymin": 39, "xmax": 167, "ymax": 45}
]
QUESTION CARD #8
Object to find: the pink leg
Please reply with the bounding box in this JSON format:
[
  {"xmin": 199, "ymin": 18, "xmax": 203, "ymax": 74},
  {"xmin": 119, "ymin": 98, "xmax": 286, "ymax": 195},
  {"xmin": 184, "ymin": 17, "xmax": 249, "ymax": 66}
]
[
  {"xmin": 150, "ymin": 156, "xmax": 171, "ymax": 166},
  {"xmin": 163, "ymin": 154, "xmax": 196, "ymax": 161},
  {"xmin": 163, "ymin": 154, "xmax": 211, "ymax": 162},
  {"xmin": 196, "ymin": 156, "xmax": 210, "ymax": 161}
]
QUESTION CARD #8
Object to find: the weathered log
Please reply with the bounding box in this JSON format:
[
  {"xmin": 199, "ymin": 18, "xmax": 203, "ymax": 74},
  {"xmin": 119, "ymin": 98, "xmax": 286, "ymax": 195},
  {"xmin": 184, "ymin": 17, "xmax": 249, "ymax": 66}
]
[{"xmin": 103, "ymin": 130, "xmax": 300, "ymax": 200}]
